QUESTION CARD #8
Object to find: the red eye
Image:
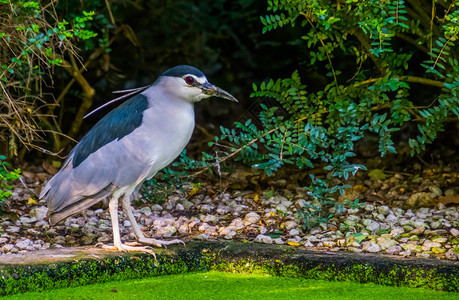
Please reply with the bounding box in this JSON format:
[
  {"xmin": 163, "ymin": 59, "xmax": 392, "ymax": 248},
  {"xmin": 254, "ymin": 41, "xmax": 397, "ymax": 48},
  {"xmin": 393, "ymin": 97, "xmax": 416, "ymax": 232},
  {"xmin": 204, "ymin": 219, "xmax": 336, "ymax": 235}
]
[{"xmin": 185, "ymin": 76, "xmax": 195, "ymax": 85}]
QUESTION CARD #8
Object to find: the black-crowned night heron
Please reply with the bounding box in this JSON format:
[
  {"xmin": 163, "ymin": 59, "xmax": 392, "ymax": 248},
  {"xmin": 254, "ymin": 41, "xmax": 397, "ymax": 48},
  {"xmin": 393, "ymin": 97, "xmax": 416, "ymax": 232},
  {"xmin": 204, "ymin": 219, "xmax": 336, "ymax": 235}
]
[{"xmin": 40, "ymin": 65, "xmax": 237, "ymax": 254}]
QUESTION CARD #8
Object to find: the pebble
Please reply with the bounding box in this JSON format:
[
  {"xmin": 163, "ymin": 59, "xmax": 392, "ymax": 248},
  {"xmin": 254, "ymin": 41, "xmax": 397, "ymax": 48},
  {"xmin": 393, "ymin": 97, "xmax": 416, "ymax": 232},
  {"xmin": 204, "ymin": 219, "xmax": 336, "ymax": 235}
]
[
  {"xmin": 445, "ymin": 250, "xmax": 459, "ymax": 260},
  {"xmin": 364, "ymin": 204, "xmax": 375, "ymax": 212},
  {"xmin": 289, "ymin": 229, "xmax": 300, "ymax": 236},
  {"xmin": 385, "ymin": 245, "xmax": 402, "ymax": 255},
  {"xmin": 273, "ymin": 238, "xmax": 284, "ymax": 245},
  {"xmin": 244, "ymin": 212, "xmax": 260, "ymax": 225},
  {"xmin": 348, "ymin": 247, "xmax": 363, "ymax": 253},
  {"xmin": 254, "ymin": 235, "xmax": 272, "ymax": 244},
  {"xmin": 257, "ymin": 226, "xmax": 267, "ymax": 235},
  {"xmin": 378, "ymin": 206, "xmax": 390, "ymax": 216},
  {"xmin": 385, "ymin": 214, "xmax": 398, "ymax": 224},
  {"xmin": 377, "ymin": 238, "xmax": 397, "ymax": 250},
  {"xmin": 303, "ymin": 240, "xmax": 314, "ymax": 247},
  {"xmin": 200, "ymin": 204, "xmax": 215, "ymax": 213},
  {"xmin": 275, "ymin": 204, "xmax": 288, "ymax": 213},
  {"xmin": 15, "ymin": 239, "xmax": 33, "ymax": 250},
  {"xmin": 195, "ymin": 233, "xmax": 210, "ymax": 240},
  {"xmin": 365, "ymin": 220, "xmax": 380, "ymax": 232},
  {"xmin": 430, "ymin": 221, "xmax": 442, "ymax": 229},
  {"xmin": 323, "ymin": 241, "xmax": 336, "ymax": 248},
  {"xmin": 284, "ymin": 221, "xmax": 298, "ymax": 230},
  {"xmin": 6, "ymin": 226, "xmax": 20, "ymax": 234},
  {"xmin": 362, "ymin": 241, "xmax": 381, "ymax": 253},
  {"xmin": 29, "ymin": 206, "xmax": 48, "ymax": 220}
]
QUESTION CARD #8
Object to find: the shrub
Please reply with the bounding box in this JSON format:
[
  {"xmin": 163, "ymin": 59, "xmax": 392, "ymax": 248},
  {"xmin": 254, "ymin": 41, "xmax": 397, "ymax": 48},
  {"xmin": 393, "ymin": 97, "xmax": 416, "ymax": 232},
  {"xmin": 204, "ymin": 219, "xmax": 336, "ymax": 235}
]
[
  {"xmin": 0, "ymin": 155, "xmax": 20, "ymax": 211},
  {"xmin": 0, "ymin": 0, "xmax": 97, "ymax": 156},
  {"xmin": 190, "ymin": 0, "xmax": 458, "ymax": 229}
]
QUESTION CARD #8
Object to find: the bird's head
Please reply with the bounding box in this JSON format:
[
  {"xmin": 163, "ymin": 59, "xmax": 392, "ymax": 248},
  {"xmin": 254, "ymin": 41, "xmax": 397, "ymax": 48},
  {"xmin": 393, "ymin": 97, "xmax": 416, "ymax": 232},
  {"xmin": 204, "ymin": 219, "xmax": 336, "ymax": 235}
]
[{"xmin": 160, "ymin": 65, "xmax": 238, "ymax": 103}]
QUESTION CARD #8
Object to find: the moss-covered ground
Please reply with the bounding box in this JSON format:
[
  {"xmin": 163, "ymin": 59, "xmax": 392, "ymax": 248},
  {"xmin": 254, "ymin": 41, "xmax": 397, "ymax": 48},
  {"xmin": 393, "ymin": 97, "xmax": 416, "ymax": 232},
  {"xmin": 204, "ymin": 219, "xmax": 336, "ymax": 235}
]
[
  {"xmin": 1, "ymin": 242, "xmax": 458, "ymax": 296},
  {"xmin": 3, "ymin": 271, "xmax": 458, "ymax": 300}
]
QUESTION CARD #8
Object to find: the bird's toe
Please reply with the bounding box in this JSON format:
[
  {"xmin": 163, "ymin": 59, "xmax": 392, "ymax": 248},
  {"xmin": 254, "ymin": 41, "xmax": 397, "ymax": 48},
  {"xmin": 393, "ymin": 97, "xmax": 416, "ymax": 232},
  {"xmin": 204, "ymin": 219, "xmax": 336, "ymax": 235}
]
[
  {"xmin": 138, "ymin": 238, "xmax": 185, "ymax": 248},
  {"xmin": 98, "ymin": 243, "xmax": 157, "ymax": 259}
]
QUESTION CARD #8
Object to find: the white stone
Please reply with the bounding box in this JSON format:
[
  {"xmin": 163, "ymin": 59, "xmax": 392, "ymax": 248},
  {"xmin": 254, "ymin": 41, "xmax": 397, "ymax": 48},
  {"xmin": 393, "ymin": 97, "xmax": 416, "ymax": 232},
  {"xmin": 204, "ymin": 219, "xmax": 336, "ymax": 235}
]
[
  {"xmin": 365, "ymin": 204, "xmax": 375, "ymax": 212},
  {"xmin": 303, "ymin": 240, "xmax": 314, "ymax": 247},
  {"xmin": 200, "ymin": 204, "xmax": 214, "ymax": 213},
  {"xmin": 413, "ymin": 220, "xmax": 428, "ymax": 228},
  {"xmin": 296, "ymin": 199, "xmax": 307, "ymax": 208},
  {"xmin": 244, "ymin": 212, "xmax": 260, "ymax": 225},
  {"xmin": 15, "ymin": 239, "xmax": 33, "ymax": 250},
  {"xmin": 422, "ymin": 240, "xmax": 441, "ymax": 251},
  {"xmin": 142, "ymin": 205, "xmax": 157, "ymax": 212},
  {"xmin": 376, "ymin": 214, "xmax": 386, "ymax": 221},
  {"xmin": 284, "ymin": 221, "xmax": 298, "ymax": 230},
  {"xmin": 275, "ymin": 204, "xmax": 288, "ymax": 213},
  {"xmin": 393, "ymin": 208, "xmax": 404, "ymax": 217},
  {"xmin": 216, "ymin": 205, "xmax": 230, "ymax": 215},
  {"xmin": 2, "ymin": 244, "xmax": 15, "ymax": 252},
  {"xmin": 362, "ymin": 241, "xmax": 381, "ymax": 253},
  {"xmin": 203, "ymin": 215, "xmax": 219, "ymax": 224},
  {"xmin": 348, "ymin": 247, "xmax": 363, "ymax": 253},
  {"xmin": 323, "ymin": 241, "xmax": 336, "ymax": 248},
  {"xmin": 289, "ymin": 229, "xmax": 300, "ymax": 236},
  {"xmin": 196, "ymin": 233, "xmax": 210, "ymax": 240},
  {"xmin": 29, "ymin": 206, "xmax": 48, "ymax": 221},
  {"xmin": 273, "ymin": 238, "xmax": 284, "ymax": 245},
  {"xmin": 160, "ymin": 225, "xmax": 177, "ymax": 238},
  {"xmin": 385, "ymin": 245, "xmax": 402, "ymax": 255},
  {"xmin": 429, "ymin": 186, "xmax": 443, "ymax": 197},
  {"xmin": 94, "ymin": 208, "xmax": 104, "ymax": 215},
  {"xmin": 259, "ymin": 226, "xmax": 268, "ymax": 235},
  {"xmin": 254, "ymin": 234, "xmax": 273, "ymax": 244},
  {"xmin": 280, "ymin": 199, "xmax": 293, "ymax": 208},
  {"xmin": 6, "ymin": 226, "xmax": 20, "ymax": 234},
  {"xmin": 198, "ymin": 223, "xmax": 214, "ymax": 233},
  {"xmin": 366, "ymin": 221, "xmax": 380, "ymax": 232},
  {"xmin": 181, "ymin": 200, "xmax": 194, "ymax": 210},
  {"xmin": 378, "ymin": 206, "xmax": 390, "ymax": 216},
  {"xmin": 178, "ymin": 225, "xmax": 189, "ymax": 234},
  {"xmin": 377, "ymin": 238, "xmax": 397, "ymax": 250},
  {"xmin": 230, "ymin": 218, "xmax": 244, "ymax": 230},
  {"xmin": 430, "ymin": 221, "xmax": 442, "ymax": 229}
]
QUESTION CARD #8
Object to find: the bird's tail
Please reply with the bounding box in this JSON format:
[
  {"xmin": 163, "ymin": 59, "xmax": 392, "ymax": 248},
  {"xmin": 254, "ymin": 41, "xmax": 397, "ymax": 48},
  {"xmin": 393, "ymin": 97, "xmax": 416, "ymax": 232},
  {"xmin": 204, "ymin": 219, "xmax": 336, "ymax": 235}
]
[{"xmin": 44, "ymin": 184, "xmax": 115, "ymax": 226}]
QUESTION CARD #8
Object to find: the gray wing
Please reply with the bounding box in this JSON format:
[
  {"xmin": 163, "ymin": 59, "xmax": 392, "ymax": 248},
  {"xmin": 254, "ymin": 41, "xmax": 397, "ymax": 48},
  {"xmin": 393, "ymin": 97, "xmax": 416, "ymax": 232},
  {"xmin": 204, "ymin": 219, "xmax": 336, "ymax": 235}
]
[
  {"xmin": 40, "ymin": 94, "xmax": 153, "ymax": 225},
  {"xmin": 41, "ymin": 134, "xmax": 153, "ymax": 225}
]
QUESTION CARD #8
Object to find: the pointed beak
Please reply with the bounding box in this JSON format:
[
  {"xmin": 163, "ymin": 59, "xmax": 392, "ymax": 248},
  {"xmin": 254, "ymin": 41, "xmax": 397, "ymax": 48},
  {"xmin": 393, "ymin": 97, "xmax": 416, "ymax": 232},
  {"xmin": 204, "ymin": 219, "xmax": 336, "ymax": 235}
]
[{"xmin": 200, "ymin": 82, "xmax": 238, "ymax": 102}]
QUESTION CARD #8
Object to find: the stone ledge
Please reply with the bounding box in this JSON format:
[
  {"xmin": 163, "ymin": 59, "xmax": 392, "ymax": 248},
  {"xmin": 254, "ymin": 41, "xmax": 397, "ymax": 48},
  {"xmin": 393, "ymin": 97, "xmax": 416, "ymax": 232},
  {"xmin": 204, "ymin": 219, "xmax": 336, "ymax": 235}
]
[{"xmin": 0, "ymin": 241, "xmax": 458, "ymax": 296}]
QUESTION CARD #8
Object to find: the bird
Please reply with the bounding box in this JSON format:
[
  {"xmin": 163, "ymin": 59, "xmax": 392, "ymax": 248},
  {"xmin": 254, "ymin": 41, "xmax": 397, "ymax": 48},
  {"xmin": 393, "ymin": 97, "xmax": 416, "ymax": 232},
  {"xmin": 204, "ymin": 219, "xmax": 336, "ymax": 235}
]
[{"xmin": 40, "ymin": 65, "xmax": 237, "ymax": 254}]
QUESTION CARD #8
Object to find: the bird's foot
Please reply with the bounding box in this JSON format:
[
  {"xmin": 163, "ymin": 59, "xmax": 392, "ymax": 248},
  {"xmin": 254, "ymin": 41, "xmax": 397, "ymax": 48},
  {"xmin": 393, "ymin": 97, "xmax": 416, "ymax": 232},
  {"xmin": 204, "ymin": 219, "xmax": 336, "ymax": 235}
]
[
  {"xmin": 98, "ymin": 243, "xmax": 157, "ymax": 259},
  {"xmin": 137, "ymin": 237, "xmax": 185, "ymax": 248}
]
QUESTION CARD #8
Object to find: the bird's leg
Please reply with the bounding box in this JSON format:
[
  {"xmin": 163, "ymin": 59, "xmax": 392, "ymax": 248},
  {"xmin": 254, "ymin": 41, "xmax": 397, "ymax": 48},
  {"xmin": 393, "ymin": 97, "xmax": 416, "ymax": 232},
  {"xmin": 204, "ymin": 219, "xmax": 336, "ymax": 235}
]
[
  {"xmin": 122, "ymin": 194, "xmax": 185, "ymax": 248},
  {"xmin": 101, "ymin": 193, "xmax": 156, "ymax": 257}
]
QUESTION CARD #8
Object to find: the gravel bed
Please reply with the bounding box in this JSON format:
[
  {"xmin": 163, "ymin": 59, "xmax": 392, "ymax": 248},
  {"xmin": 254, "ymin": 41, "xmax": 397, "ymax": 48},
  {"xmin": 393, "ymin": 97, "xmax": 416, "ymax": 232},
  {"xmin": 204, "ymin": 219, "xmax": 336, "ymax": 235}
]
[{"xmin": 1, "ymin": 180, "xmax": 459, "ymax": 261}]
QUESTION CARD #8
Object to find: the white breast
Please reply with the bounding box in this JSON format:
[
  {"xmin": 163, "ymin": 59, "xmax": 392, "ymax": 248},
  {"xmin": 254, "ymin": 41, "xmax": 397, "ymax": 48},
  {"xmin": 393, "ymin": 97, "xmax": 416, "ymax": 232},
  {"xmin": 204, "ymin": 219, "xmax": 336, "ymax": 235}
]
[{"xmin": 136, "ymin": 87, "xmax": 196, "ymax": 179}]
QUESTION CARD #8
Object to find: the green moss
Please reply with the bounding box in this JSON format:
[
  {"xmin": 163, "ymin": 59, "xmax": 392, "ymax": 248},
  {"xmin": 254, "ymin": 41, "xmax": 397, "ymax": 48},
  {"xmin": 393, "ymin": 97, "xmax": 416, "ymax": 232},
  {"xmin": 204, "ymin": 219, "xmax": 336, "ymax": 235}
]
[
  {"xmin": 1, "ymin": 241, "xmax": 458, "ymax": 296},
  {"xmin": 202, "ymin": 244, "xmax": 459, "ymax": 292},
  {"xmin": 4, "ymin": 271, "xmax": 458, "ymax": 300},
  {"xmin": 0, "ymin": 251, "xmax": 205, "ymax": 296}
]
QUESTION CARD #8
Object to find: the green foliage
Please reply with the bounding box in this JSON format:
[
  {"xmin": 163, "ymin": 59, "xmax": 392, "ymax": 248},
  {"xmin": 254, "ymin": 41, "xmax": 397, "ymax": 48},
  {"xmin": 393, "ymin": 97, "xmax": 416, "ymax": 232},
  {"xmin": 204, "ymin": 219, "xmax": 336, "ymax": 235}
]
[
  {"xmin": 0, "ymin": 155, "xmax": 21, "ymax": 210},
  {"xmin": 0, "ymin": 0, "xmax": 98, "ymax": 155},
  {"xmin": 187, "ymin": 0, "xmax": 458, "ymax": 229}
]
